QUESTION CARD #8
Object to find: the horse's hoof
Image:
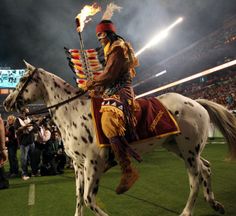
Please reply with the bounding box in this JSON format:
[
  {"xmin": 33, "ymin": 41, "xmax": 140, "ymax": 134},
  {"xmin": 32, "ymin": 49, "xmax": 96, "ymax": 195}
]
[
  {"xmin": 179, "ymin": 213, "xmax": 191, "ymax": 216},
  {"xmin": 212, "ymin": 201, "xmax": 225, "ymax": 214}
]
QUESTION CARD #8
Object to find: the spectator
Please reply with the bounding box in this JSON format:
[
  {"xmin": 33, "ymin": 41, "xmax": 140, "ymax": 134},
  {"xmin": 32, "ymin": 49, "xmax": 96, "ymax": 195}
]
[
  {"xmin": 226, "ymin": 93, "xmax": 234, "ymax": 109},
  {"xmin": 32, "ymin": 118, "xmax": 51, "ymax": 176},
  {"xmin": 14, "ymin": 108, "xmax": 35, "ymax": 180},
  {"xmin": 6, "ymin": 115, "xmax": 19, "ymax": 177},
  {"xmin": 53, "ymin": 131, "xmax": 66, "ymax": 174},
  {"xmin": 0, "ymin": 114, "xmax": 9, "ymax": 189},
  {"xmin": 41, "ymin": 130, "xmax": 66, "ymax": 175}
]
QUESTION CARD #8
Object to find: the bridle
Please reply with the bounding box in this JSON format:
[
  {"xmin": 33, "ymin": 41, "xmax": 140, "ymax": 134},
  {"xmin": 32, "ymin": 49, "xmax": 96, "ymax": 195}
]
[
  {"xmin": 14, "ymin": 67, "xmax": 87, "ymax": 116},
  {"xmin": 16, "ymin": 68, "xmax": 38, "ymax": 100}
]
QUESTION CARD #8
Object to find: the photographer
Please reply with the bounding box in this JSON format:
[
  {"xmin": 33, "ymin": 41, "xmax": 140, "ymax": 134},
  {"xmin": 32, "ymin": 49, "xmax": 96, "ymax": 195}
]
[
  {"xmin": 31, "ymin": 117, "xmax": 51, "ymax": 176},
  {"xmin": 41, "ymin": 130, "xmax": 66, "ymax": 175},
  {"xmin": 14, "ymin": 108, "xmax": 34, "ymax": 180}
]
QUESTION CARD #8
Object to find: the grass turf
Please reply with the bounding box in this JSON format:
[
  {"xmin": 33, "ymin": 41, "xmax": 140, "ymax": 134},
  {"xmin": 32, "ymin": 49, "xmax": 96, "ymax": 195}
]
[{"xmin": 0, "ymin": 143, "xmax": 236, "ymax": 216}]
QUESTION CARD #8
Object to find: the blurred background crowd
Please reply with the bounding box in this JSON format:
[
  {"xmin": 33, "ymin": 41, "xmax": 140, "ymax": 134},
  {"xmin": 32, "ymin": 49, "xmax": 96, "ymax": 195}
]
[
  {"xmin": 0, "ymin": 108, "xmax": 71, "ymax": 188},
  {"xmin": 159, "ymin": 68, "xmax": 236, "ymax": 110}
]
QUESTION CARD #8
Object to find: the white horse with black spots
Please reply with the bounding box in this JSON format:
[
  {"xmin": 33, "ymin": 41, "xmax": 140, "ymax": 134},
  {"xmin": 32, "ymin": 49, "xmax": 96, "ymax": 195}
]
[{"xmin": 3, "ymin": 62, "xmax": 236, "ymax": 216}]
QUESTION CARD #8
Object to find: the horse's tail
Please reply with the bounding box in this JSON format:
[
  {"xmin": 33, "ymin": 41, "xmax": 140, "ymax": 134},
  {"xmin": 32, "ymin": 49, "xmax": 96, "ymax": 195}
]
[{"xmin": 196, "ymin": 99, "xmax": 236, "ymax": 160}]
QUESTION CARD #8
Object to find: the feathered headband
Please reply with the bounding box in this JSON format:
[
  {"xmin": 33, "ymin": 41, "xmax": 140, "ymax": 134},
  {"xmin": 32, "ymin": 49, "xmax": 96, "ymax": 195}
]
[{"xmin": 96, "ymin": 3, "xmax": 122, "ymax": 34}]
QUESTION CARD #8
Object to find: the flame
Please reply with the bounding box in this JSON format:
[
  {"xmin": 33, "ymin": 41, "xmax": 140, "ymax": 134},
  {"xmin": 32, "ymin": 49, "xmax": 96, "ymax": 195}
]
[{"xmin": 76, "ymin": 3, "xmax": 101, "ymax": 32}]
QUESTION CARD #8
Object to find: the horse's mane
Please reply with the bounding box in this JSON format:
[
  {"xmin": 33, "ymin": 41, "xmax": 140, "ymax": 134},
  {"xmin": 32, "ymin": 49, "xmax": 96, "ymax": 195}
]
[{"xmin": 39, "ymin": 67, "xmax": 82, "ymax": 95}]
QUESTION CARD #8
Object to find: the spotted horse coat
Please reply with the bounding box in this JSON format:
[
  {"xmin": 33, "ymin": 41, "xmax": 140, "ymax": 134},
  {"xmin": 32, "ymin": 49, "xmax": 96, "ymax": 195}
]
[{"xmin": 3, "ymin": 62, "xmax": 236, "ymax": 216}]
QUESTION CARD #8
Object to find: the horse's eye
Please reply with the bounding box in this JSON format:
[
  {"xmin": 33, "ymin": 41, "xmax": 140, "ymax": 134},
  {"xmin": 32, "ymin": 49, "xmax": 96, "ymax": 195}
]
[{"xmin": 20, "ymin": 77, "xmax": 27, "ymax": 82}]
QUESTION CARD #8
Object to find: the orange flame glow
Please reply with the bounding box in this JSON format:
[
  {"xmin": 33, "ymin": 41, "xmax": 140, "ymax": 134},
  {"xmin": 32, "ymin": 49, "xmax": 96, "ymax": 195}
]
[{"xmin": 75, "ymin": 3, "xmax": 101, "ymax": 32}]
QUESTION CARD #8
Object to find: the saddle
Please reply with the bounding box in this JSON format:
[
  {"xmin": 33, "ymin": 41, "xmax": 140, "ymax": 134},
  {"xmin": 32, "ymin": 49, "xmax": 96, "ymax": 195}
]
[{"xmin": 91, "ymin": 97, "xmax": 180, "ymax": 147}]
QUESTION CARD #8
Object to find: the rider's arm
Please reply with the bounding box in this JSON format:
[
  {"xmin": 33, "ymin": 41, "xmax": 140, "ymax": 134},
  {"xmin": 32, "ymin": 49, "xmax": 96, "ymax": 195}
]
[{"xmin": 92, "ymin": 46, "xmax": 128, "ymax": 87}]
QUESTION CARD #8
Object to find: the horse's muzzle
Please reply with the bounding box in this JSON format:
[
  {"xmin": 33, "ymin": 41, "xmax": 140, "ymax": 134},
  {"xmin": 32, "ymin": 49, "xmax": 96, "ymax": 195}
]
[
  {"xmin": 3, "ymin": 95, "xmax": 24, "ymax": 112},
  {"xmin": 3, "ymin": 98, "xmax": 11, "ymax": 112}
]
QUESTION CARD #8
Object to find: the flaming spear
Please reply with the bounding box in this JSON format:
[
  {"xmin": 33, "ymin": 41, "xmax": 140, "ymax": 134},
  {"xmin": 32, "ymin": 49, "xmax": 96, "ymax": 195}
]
[{"xmin": 75, "ymin": 3, "xmax": 101, "ymax": 80}]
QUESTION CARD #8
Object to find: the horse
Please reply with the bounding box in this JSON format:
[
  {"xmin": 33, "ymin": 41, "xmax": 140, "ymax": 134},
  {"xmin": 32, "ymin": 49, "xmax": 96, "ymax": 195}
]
[{"xmin": 3, "ymin": 62, "xmax": 236, "ymax": 216}]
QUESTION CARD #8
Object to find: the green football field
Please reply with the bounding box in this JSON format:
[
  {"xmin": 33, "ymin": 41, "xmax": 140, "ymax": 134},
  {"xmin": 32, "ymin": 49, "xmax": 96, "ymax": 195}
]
[{"xmin": 1, "ymin": 143, "xmax": 236, "ymax": 216}]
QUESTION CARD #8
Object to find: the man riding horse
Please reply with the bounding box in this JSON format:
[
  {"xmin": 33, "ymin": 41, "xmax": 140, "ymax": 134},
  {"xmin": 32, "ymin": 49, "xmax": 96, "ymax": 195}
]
[{"xmin": 86, "ymin": 19, "xmax": 141, "ymax": 194}]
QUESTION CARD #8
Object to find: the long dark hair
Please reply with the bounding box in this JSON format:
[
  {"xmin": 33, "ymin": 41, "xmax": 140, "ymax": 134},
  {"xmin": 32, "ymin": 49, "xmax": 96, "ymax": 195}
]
[{"xmin": 106, "ymin": 31, "xmax": 125, "ymax": 45}]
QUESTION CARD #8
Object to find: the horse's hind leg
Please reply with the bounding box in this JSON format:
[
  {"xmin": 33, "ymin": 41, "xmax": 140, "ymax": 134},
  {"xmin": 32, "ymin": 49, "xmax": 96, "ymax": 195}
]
[
  {"xmin": 179, "ymin": 154, "xmax": 202, "ymax": 216},
  {"xmin": 164, "ymin": 137, "xmax": 201, "ymax": 216},
  {"xmin": 200, "ymin": 157, "xmax": 225, "ymax": 214},
  {"xmin": 83, "ymin": 159, "xmax": 108, "ymax": 216},
  {"xmin": 173, "ymin": 130, "xmax": 202, "ymax": 215}
]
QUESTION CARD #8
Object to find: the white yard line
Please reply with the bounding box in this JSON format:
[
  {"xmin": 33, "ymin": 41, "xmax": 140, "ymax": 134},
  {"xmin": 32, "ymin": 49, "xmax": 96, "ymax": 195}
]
[
  {"xmin": 28, "ymin": 184, "xmax": 35, "ymax": 206},
  {"xmin": 207, "ymin": 142, "xmax": 226, "ymax": 144}
]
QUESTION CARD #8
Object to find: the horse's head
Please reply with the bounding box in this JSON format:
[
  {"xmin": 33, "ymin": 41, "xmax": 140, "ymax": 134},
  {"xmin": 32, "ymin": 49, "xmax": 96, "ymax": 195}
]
[{"xmin": 3, "ymin": 61, "xmax": 42, "ymax": 112}]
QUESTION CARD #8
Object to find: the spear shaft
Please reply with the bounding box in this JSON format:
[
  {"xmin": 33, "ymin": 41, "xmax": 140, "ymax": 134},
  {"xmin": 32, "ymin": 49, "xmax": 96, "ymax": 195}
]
[{"xmin": 78, "ymin": 31, "xmax": 91, "ymax": 80}]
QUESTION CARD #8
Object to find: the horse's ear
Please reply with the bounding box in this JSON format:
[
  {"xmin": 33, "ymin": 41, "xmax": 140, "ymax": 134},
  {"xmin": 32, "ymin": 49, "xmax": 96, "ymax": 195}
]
[{"xmin": 23, "ymin": 60, "xmax": 35, "ymax": 71}]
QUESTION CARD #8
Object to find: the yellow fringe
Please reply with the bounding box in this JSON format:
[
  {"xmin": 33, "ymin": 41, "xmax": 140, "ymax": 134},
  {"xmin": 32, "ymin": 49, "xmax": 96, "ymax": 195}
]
[
  {"xmin": 100, "ymin": 106, "xmax": 123, "ymax": 116},
  {"xmin": 100, "ymin": 106, "xmax": 126, "ymax": 137}
]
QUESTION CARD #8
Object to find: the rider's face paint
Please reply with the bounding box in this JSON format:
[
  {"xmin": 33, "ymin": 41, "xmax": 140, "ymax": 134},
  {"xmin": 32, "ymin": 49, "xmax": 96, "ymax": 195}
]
[{"xmin": 96, "ymin": 32, "xmax": 109, "ymax": 47}]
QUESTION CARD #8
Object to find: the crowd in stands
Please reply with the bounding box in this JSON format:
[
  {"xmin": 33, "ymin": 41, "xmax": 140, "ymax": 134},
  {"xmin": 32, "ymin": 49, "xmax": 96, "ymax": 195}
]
[
  {"xmin": 163, "ymin": 68, "xmax": 236, "ymax": 110},
  {"xmin": 1, "ymin": 107, "xmax": 70, "ymax": 184}
]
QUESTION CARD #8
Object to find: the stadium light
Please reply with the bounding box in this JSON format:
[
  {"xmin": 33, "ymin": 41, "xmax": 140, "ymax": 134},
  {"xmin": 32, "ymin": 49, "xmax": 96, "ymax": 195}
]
[
  {"xmin": 135, "ymin": 17, "xmax": 183, "ymax": 57},
  {"xmin": 155, "ymin": 70, "xmax": 167, "ymax": 77},
  {"xmin": 133, "ymin": 70, "xmax": 167, "ymax": 88},
  {"xmin": 135, "ymin": 59, "xmax": 236, "ymax": 99}
]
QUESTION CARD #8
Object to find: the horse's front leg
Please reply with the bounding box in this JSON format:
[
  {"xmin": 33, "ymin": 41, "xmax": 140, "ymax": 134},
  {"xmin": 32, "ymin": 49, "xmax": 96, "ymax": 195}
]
[
  {"xmin": 83, "ymin": 158, "xmax": 108, "ymax": 216},
  {"xmin": 73, "ymin": 161, "xmax": 85, "ymax": 216}
]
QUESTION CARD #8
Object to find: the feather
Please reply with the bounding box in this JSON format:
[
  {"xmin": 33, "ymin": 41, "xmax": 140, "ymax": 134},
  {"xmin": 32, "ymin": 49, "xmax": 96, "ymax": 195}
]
[{"xmin": 102, "ymin": 3, "xmax": 122, "ymax": 20}]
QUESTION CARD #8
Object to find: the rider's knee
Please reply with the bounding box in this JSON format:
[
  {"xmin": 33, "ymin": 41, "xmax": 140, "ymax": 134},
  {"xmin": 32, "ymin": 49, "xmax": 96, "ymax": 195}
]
[{"xmin": 101, "ymin": 111, "xmax": 125, "ymax": 138}]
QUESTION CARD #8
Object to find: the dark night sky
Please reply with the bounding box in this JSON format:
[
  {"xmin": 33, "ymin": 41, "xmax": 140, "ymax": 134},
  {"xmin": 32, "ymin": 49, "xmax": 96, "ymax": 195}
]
[{"xmin": 0, "ymin": 0, "xmax": 236, "ymax": 86}]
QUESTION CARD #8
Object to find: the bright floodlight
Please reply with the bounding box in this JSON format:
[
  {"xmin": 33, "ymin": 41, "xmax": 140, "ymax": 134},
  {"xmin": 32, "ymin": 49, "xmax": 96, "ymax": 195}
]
[
  {"xmin": 135, "ymin": 17, "xmax": 183, "ymax": 57},
  {"xmin": 135, "ymin": 59, "xmax": 236, "ymax": 99},
  {"xmin": 133, "ymin": 70, "xmax": 167, "ymax": 88}
]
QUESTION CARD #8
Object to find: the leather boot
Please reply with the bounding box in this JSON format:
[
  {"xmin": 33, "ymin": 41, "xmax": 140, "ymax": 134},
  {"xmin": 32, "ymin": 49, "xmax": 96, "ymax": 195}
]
[{"xmin": 109, "ymin": 136, "xmax": 139, "ymax": 194}]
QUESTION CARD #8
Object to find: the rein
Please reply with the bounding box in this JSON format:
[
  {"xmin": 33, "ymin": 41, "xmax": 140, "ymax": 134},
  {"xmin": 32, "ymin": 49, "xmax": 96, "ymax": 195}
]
[
  {"xmin": 26, "ymin": 89, "xmax": 87, "ymax": 116},
  {"xmin": 16, "ymin": 67, "xmax": 87, "ymax": 116}
]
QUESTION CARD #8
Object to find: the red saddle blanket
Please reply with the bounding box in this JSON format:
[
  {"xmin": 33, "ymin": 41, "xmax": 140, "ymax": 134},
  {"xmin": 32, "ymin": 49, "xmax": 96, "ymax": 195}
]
[{"xmin": 91, "ymin": 97, "xmax": 180, "ymax": 147}]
